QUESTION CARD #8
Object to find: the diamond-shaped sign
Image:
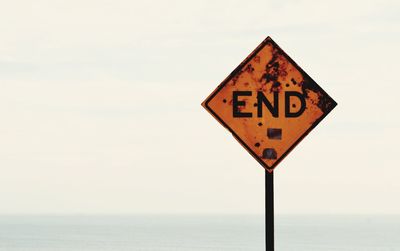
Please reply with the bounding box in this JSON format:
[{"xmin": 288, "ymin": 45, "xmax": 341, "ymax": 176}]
[{"xmin": 202, "ymin": 37, "xmax": 337, "ymax": 171}]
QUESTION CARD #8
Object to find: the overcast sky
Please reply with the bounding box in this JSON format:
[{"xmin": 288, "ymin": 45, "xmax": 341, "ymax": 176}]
[{"xmin": 0, "ymin": 0, "xmax": 399, "ymax": 215}]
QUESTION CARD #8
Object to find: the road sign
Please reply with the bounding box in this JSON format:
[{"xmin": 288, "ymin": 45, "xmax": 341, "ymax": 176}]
[{"xmin": 202, "ymin": 37, "xmax": 337, "ymax": 171}]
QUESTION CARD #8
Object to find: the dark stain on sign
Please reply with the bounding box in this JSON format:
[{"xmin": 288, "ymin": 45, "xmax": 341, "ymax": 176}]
[
  {"xmin": 267, "ymin": 128, "xmax": 282, "ymax": 140},
  {"xmin": 301, "ymin": 76, "xmax": 336, "ymax": 113},
  {"xmin": 262, "ymin": 148, "xmax": 277, "ymax": 159}
]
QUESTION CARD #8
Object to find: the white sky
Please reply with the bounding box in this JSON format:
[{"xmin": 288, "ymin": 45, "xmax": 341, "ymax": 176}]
[{"xmin": 0, "ymin": 0, "xmax": 399, "ymax": 215}]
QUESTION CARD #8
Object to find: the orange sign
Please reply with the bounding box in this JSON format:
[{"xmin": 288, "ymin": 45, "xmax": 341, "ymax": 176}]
[{"xmin": 202, "ymin": 37, "xmax": 337, "ymax": 171}]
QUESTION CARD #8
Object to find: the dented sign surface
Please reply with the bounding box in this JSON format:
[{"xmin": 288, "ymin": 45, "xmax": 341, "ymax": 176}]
[{"xmin": 202, "ymin": 37, "xmax": 337, "ymax": 171}]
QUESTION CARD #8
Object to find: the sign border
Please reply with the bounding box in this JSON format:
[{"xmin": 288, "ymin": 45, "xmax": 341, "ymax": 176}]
[{"xmin": 202, "ymin": 36, "xmax": 337, "ymax": 171}]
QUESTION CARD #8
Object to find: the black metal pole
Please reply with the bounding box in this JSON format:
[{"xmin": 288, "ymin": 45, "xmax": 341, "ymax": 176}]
[{"xmin": 265, "ymin": 170, "xmax": 274, "ymax": 251}]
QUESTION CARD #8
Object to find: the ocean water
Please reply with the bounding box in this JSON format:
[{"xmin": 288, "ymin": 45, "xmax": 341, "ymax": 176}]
[{"xmin": 0, "ymin": 215, "xmax": 398, "ymax": 251}]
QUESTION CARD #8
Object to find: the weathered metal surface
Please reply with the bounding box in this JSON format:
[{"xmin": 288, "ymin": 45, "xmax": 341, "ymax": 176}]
[{"xmin": 202, "ymin": 37, "xmax": 337, "ymax": 171}]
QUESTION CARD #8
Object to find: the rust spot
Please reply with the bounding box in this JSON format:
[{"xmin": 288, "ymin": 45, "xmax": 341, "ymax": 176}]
[
  {"xmin": 262, "ymin": 50, "xmax": 289, "ymax": 86},
  {"xmin": 245, "ymin": 64, "xmax": 254, "ymax": 73},
  {"xmin": 301, "ymin": 77, "xmax": 336, "ymax": 113},
  {"xmin": 270, "ymin": 81, "xmax": 282, "ymax": 93},
  {"xmin": 231, "ymin": 71, "xmax": 243, "ymax": 85}
]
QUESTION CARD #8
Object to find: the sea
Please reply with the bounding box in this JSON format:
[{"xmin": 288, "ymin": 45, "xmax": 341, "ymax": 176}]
[{"xmin": 0, "ymin": 215, "xmax": 398, "ymax": 251}]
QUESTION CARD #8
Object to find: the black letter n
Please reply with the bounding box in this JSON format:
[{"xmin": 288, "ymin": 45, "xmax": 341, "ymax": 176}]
[{"xmin": 257, "ymin": 91, "xmax": 278, "ymax": 118}]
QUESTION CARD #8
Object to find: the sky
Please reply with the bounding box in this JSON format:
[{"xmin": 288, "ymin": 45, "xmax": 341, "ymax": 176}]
[{"xmin": 0, "ymin": 0, "xmax": 399, "ymax": 215}]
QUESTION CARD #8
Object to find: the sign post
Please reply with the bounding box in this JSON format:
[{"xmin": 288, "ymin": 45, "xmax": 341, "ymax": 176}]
[
  {"xmin": 202, "ymin": 36, "xmax": 336, "ymax": 250},
  {"xmin": 265, "ymin": 171, "xmax": 274, "ymax": 250}
]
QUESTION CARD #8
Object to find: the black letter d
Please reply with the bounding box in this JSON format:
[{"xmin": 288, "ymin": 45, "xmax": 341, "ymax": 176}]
[{"xmin": 285, "ymin": 91, "xmax": 306, "ymax": 118}]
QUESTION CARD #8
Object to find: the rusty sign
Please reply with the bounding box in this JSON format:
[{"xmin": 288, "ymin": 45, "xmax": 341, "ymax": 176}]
[{"xmin": 202, "ymin": 37, "xmax": 337, "ymax": 171}]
